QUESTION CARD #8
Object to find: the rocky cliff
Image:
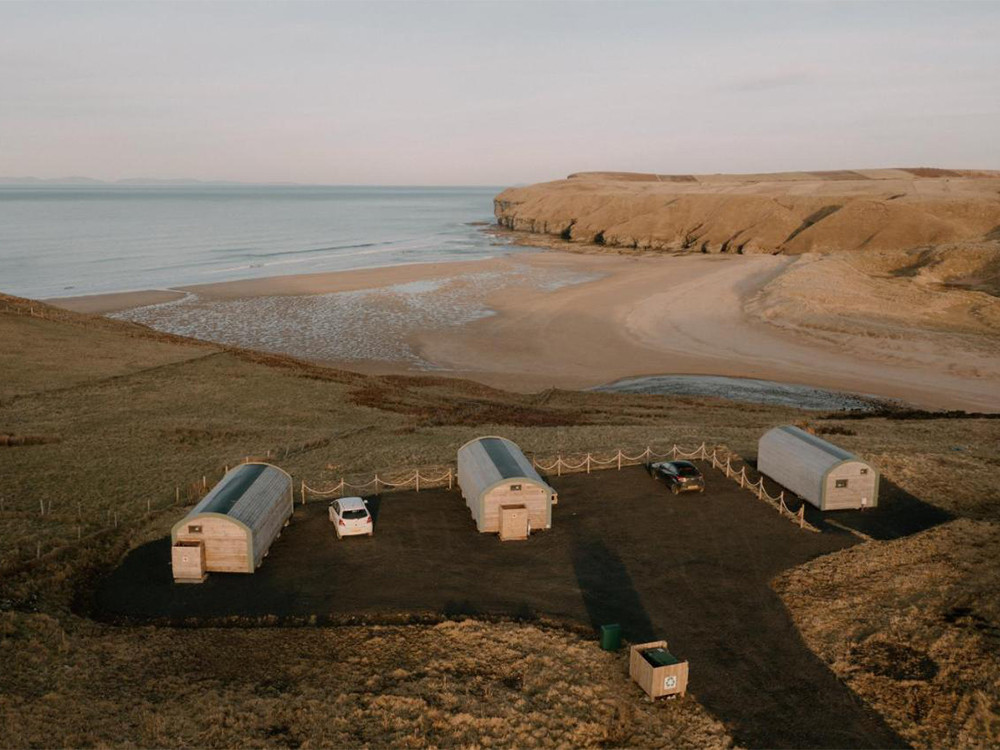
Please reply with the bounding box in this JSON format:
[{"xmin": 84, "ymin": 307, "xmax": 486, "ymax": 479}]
[{"xmin": 494, "ymin": 168, "xmax": 1000, "ymax": 255}]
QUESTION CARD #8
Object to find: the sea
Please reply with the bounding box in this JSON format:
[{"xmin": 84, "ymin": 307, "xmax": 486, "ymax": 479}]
[
  {"xmin": 0, "ymin": 184, "xmax": 881, "ymax": 411},
  {"xmin": 0, "ymin": 184, "xmax": 510, "ymax": 299}
]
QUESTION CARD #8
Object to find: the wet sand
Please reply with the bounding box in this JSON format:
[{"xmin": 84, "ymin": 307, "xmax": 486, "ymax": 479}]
[
  {"xmin": 48, "ymin": 251, "xmax": 1000, "ymax": 412},
  {"xmin": 47, "ymin": 258, "xmax": 516, "ymax": 314},
  {"xmin": 408, "ymin": 252, "xmax": 999, "ymax": 411},
  {"xmin": 50, "ymin": 288, "xmax": 188, "ymax": 314}
]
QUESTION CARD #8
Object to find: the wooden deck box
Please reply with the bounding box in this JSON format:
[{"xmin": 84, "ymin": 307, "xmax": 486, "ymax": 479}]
[
  {"xmin": 629, "ymin": 640, "xmax": 689, "ymax": 698},
  {"xmin": 499, "ymin": 504, "xmax": 529, "ymax": 541},
  {"xmin": 172, "ymin": 540, "xmax": 206, "ymax": 583}
]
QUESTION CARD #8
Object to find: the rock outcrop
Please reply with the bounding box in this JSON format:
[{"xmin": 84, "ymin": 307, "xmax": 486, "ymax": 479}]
[{"xmin": 494, "ymin": 169, "xmax": 1000, "ymax": 255}]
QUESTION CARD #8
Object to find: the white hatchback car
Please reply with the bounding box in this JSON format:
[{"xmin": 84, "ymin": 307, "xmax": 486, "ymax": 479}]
[{"xmin": 329, "ymin": 496, "xmax": 373, "ymax": 539}]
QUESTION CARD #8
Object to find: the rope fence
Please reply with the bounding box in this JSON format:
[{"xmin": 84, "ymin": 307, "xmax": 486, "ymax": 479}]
[
  {"xmin": 301, "ymin": 442, "xmax": 818, "ymax": 533},
  {"xmin": 2, "ymin": 440, "xmax": 817, "ymax": 571},
  {"xmin": 0, "ymin": 451, "xmax": 280, "ymax": 573},
  {"xmin": 300, "ymin": 468, "xmax": 454, "ymax": 502},
  {"xmin": 707, "ymin": 450, "xmax": 816, "ymax": 532}
]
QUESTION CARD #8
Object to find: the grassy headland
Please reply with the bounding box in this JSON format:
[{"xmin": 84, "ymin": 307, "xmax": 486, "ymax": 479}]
[{"xmin": 1, "ymin": 292, "xmax": 998, "ymax": 747}]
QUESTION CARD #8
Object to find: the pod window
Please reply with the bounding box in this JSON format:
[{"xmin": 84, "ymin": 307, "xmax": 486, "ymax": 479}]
[
  {"xmin": 510, "ymin": 484, "xmax": 522, "ymax": 491},
  {"xmin": 188, "ymin": 524, "xmax": 202, "ymax": 533},
  {"xmin": 860, "ymin": 468, "xmax": 869, "ymax": 475},
  {"xmin": 835, "ymin": 479, "xmax": 848, "ymax": 489}
]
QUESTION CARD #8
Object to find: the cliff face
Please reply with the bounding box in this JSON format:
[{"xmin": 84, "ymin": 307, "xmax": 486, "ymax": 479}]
[{"xmin": 494, "ymin": 169, "xmax": 1000, "ymax": 255}]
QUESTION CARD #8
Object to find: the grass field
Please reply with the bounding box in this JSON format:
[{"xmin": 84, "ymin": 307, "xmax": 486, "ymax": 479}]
[{"xmin": 1, "ymin": 292, "xmax": 998, "ymax": 748}]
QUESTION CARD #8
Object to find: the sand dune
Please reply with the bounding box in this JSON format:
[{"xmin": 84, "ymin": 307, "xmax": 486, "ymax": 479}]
[{"xmin": 495, "ymin": 169, "xmax": 1000, "ymax": 255}]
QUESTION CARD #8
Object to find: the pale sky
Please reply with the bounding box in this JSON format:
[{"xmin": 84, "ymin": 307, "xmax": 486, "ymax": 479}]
[{"xmin": 2, "ymin": 1, "xmax": 998, "ymax": 185}]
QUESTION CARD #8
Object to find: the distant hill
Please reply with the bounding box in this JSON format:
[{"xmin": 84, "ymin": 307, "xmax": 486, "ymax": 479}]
[{"xmin": 495, "ymin": 168, "xmax": 1000, "ymax": 255}]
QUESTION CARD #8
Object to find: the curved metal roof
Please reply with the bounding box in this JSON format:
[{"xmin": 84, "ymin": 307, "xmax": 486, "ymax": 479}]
[{"xmin": 172, "ymin": 462, "xmax": 292, "ymax": 541}]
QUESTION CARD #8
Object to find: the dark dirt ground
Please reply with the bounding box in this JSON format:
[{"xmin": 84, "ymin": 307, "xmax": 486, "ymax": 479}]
[{"xmin": 94, "ymin": 464, "xmax": 927, "ymax": 749}]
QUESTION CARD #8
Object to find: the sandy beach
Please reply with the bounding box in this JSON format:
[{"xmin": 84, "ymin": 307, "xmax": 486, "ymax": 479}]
[{"xmin": 48, "ymin": 249, "xmax": 1000, "ymax": 412}]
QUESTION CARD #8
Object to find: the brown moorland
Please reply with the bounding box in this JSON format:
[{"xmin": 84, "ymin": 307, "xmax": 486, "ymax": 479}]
[{"xmin": 0, "ymin": 293, "xmax": 998, "ymax": 748}]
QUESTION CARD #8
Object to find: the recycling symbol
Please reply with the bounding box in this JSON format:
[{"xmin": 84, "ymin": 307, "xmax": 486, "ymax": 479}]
[{"xmin": 663, "ymin": 675, "xmax": 678, "ymax": 690}]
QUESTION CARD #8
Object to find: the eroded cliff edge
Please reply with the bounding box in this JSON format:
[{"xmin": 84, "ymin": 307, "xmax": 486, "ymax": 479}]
[{"xmin": 494, "ymin": 168, "xmax": 1000, "ymax": 256}]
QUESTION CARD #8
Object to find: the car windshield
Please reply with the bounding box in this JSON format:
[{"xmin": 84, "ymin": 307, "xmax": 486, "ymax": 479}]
[
  {"xmin": 342, "ymin": 509, "xmax": 367, "ymax": 520},
  {"xmin": 675, "ymin": 464, "xmax": 701, "ymax": 477}
]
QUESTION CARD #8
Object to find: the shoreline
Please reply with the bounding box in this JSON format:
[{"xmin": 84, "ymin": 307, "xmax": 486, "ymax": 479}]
[
  {"xmin": 43, "ymin": 255, "xmax": 527, "ymax": 314},
  {"xmin": 46, "ymin": 249, "xmax": 1000, "ymax": 413}
]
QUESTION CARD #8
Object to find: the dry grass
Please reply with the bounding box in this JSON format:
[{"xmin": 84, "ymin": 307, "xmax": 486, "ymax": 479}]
[
  {"xmin": 775, "ymin": 519, "xmax": 1000, "ymax": 748},
  {"xmin": 0, "ymin": 616, "xmax": 733, "ymax": 749},
  {"xmin": 1, "ymin": 549, "xmax": 743, "ymax": 739},
  {"xmin": 2, "ymin": 294, "xmax": 999, "ymax": 747}
]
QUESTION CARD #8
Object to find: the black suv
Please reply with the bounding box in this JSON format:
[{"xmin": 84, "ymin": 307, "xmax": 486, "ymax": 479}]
[{"xmin": 649, "ymin": 460, "xmax": 706, "ymax": 494}]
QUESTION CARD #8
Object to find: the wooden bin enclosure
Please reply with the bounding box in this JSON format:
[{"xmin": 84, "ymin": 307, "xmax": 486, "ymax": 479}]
[
  {"xmin": 630, "ymin": 640, "xmax": 689, "ymax": 699},
  {"xmin": 499, "ymin": 504, "xmax": 529, "ymax": 541},
  {"xmin": 170, "ymin": 462, "xmax": 294, "ymax": 582},
  {"xmin": 758, "ymin": 426, "xmax": 880, "ymax": 511},
  {"xmin": 457, "ymin": 436, "xmax": 555, "ymax": 534}
]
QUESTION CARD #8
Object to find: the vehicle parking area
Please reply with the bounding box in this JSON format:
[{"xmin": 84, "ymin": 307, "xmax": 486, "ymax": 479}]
[{"xmin": 98, "ymin": 463, "xmax": 911, "ymax": 748}]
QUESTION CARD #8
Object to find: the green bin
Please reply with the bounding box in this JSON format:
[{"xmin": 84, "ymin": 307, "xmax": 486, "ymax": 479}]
[{"xmin": 599, "ymin": 623, "xmax": 622, "ymax": 651}]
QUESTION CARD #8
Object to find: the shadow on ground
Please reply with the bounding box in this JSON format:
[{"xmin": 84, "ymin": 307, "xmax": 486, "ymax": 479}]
[
  {"xmin": 94, "ymin": 465, "xmax": 911, "ymax": 749},
  {"xmin": 746, "ymin": 459, "xmax": 953, "ymax": 539}
]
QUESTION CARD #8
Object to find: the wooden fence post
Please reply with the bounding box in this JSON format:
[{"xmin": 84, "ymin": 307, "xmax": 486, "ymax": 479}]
[
  {"xmin": 300, "ymin": 480, "xmax": 306, "ymax": 505},
  {"xmin": 448, "ymin": 468, "xmax": 453, "ymax": 490},
  {"xmin": 586, "ymin": 454, "xmax": 591, "ymax": 474},
  {"xmin": 617, "ymin": 450, "xmax": 622, "ymax": 470},
  {"xmin": 416, "ymin": 472, "xmax": 420, "ymax": 492},
  {"xmin": 39, "ymin": 499, "xmax": 45, "ymax": 516},
  {"xmin": 557, "ymin": 455, "xmax": 562, "ymax": 477}
]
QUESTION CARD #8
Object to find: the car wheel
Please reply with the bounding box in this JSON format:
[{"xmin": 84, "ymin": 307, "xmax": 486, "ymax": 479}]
[{"xmin": 671, "ymin": 484, "xmax": 680, "ymax": 495}]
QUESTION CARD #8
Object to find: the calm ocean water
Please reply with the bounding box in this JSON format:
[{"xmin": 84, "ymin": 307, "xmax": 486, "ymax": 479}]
[{"xmin": 0, "ymin": 185, "xmax": 510, "ymax": 298}]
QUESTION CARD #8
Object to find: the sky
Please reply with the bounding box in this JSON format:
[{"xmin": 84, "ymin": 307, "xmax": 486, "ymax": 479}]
[{"xmin": 1, "ymin": 1, "xmax": 998, "ymax": 185}]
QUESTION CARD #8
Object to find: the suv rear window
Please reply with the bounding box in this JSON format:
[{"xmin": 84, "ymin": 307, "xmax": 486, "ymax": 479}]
[
  {"xmin": 675, "ymin": 465, "xmax": 701, "ymax": 477},
  {"xmin": 342, "ymin": 509, "xmax": 368, "ymax": 520}
]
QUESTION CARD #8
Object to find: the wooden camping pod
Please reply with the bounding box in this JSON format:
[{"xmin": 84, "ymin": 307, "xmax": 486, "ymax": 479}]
[
  {"xmin": 457, "ymin": 436, "xmax": 555, "ymax": 534},
  {"xmin": 757, "ymin": 426, "xmax": 879, "ymax": 511},
  {"xmin": 171, "ymin": 462, "xmax": 293, "ymax": 580}
]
